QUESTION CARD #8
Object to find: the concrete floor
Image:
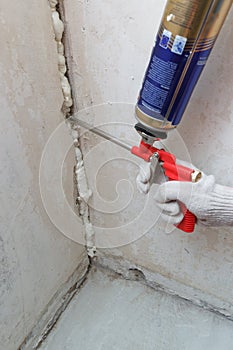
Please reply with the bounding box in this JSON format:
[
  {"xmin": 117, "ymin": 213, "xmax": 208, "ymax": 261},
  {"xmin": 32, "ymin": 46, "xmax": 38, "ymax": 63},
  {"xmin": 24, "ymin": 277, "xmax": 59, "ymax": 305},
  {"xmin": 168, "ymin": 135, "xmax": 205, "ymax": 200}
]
[{"xmin": 40, "ymin": 268, "xmax": 233, "ymax": 350}]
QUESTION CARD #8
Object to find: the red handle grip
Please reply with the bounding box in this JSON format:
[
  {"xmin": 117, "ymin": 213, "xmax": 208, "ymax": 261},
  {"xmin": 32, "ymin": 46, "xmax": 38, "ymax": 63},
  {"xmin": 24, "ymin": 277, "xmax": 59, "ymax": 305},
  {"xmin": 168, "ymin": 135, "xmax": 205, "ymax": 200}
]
[
  {"xmin": 176, "ymin": 202, "xmax": 196, "ymax": 233},
  {"xmin": 131, "ymin": 141, "xmax": 198, "ymax": 233}
]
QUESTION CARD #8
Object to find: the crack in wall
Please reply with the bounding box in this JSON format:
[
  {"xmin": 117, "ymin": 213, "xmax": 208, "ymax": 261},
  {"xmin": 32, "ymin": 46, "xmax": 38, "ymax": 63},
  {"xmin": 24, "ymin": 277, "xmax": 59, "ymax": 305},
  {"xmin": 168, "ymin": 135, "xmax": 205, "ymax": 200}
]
[
  {"xmin": 95, "ymin": 253, "xmax": 233, "ymax": 322},
  {"xmin": 49, "ymin": 0, "xmax": 73, "ymax": 116},
  {"xmin": 48, "ymin": 0, "xmax": 96, "ymax": 257},
  {"xmin": 71, "ymin": 127, "xmax": 96, "ymax": 258}
]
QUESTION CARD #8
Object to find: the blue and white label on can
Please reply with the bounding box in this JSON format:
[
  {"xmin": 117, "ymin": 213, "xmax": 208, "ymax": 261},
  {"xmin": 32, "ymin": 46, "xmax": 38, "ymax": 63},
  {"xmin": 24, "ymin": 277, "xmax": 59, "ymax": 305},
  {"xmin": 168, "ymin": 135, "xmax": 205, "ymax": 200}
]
[
  {"xmin": 171, "ymin": 35, "xmax": 187, "ymax": 55},
  {"xmin": 137, "ymin": 32, "xmax": 212, "ymax": 126},
  {"xmin": 159, "ymin": 29, "xmax": 172, "ymax": 49}
]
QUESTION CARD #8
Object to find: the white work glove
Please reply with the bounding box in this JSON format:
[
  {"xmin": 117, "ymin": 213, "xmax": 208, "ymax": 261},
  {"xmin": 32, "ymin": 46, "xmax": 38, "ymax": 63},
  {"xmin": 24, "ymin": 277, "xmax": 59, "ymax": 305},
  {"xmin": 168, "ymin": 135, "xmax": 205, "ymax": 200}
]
[
  {"xmin": 136, "ymin": 162, "xmax": 152, "ymax": 195},
  {"xmin": 137, "ymin": 161, "xmax": 233, "ymax": 227}
]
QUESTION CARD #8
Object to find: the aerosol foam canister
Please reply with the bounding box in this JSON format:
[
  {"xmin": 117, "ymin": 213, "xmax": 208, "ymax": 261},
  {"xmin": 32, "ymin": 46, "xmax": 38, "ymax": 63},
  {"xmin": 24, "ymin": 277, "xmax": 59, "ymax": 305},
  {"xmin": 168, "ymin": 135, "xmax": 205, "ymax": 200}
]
[{"xmin": 135, "ymin": 0, "xmax": 232, "ymax": 133}]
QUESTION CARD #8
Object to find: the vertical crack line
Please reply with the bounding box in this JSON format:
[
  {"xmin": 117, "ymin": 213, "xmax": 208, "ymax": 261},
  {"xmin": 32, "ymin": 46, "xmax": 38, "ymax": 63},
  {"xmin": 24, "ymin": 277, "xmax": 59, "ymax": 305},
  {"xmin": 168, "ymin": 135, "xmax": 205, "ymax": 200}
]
[
  {"xmin": 48, "ymin": 0, "xmax": 96, "ymax": 257},
  {"xmin": 49, "ymin": 0, "xmax": 73, "ymax": 116},
  {"xmin": 70, "ymin": 127, "xmax": 96, "ymax": 258}
]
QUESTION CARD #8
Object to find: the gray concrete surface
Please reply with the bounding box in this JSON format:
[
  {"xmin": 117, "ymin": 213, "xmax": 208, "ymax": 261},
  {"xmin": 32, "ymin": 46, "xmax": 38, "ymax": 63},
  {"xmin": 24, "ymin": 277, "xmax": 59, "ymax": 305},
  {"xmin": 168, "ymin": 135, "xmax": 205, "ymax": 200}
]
[
  {"xmin": 0, "ymin": 1, "xmax": 87, "ymax": 348},
  {"xmin": 63, "ymin": 0, "xmax": 233, "ymax": 311},
  {"xmin": 40, "ymin": 268, "xmax": 233, "ymax": 350}
]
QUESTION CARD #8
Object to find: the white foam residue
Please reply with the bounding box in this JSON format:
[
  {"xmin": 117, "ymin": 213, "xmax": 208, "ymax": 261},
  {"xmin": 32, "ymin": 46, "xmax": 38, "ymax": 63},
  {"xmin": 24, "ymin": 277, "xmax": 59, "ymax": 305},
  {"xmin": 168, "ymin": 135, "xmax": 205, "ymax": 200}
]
[{"xmin": 49, "ymin": 1, "xmax": 96, "ymax": 257}]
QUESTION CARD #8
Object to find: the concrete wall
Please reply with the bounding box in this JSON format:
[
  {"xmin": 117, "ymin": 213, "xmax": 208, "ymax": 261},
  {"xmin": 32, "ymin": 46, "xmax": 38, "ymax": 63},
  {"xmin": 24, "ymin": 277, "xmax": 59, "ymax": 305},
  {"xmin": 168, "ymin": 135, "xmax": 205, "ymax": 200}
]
[
  {"xmin": 0, "ymin": 1, "xmax": 88, "ymax": 349},
  {"xmin": 64, "ymin": 0, "xmax": 233, "ymax": 313}
]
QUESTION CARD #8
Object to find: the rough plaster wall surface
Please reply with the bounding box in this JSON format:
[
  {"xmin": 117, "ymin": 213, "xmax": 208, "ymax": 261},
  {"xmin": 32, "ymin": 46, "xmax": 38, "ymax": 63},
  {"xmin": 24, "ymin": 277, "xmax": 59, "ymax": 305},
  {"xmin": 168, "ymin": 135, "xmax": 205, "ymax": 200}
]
[
  {"xmin": 0, "ymin": 1, "xmax": 87, "ymax": 349},
  {"xmin": 64, "ymin": 0, "xmax": 233, "ymax": 311}
]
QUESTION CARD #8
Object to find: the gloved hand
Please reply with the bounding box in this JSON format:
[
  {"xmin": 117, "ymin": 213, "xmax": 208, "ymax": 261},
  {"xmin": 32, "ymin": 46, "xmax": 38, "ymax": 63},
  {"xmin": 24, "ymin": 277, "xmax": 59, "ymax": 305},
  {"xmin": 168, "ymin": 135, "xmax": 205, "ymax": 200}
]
[
  {"xmin": 137, "ymin": 161, "xmax": 233, "ymax": 227},
  {"xmin": 136, "ymin": 162, "xmax": 152, "ymax": 195}
]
